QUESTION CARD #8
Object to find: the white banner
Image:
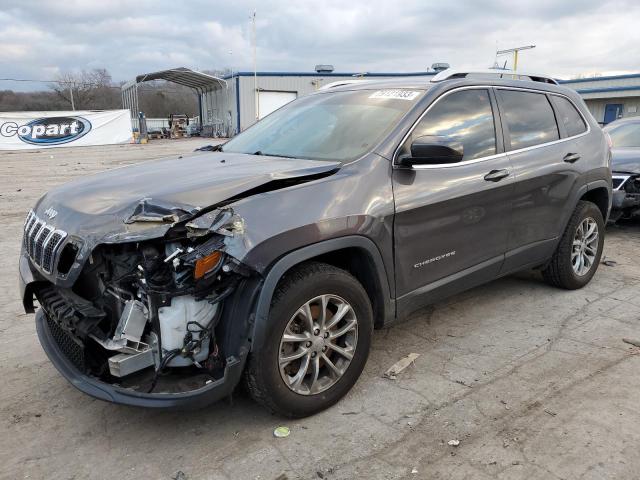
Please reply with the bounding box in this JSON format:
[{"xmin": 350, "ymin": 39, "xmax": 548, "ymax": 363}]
[{"xmin": 0, "ymin": 110, "xmax": 132, "ymax": 150}]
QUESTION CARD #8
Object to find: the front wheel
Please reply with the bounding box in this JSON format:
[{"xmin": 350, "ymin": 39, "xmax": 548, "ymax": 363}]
[
  {"xmin": 542, "ymin": 200, "xmax": 605, "ymax": 289},
  {"xmin": 245, "ymin": 262, "xmax": 373, "ymax": 417}
]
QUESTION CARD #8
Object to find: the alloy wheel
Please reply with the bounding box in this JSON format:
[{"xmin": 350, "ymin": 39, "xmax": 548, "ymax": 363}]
[
  {"xmin": 278, "ymin": 294, "xmax": 358, "ymax": 395},
  {"xmin": 572, "ymin": 217, "xmax": 599, "ymax": 276}
]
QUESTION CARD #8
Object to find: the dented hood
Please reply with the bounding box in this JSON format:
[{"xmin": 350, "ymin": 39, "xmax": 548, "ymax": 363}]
[
  {"xmin": 611, "ymin": 148, "xmax": 640, "ymax": 175},
  {"xmin": 34, "ymin": 151, "xmax": 340, "ymax": 242}
]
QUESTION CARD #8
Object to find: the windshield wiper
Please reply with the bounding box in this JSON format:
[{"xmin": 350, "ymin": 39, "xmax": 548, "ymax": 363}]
[
  {"xmin": 252, "ymin": 150, "xmax": 298, "ymax": 159},
  {"xmin": 194, "ymin": 144, "xmax": 224, "ymax": 152}
]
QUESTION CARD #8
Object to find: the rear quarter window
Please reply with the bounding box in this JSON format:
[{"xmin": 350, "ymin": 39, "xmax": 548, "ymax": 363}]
[
  {"xmin": 497, "ymin": 90, "xmax": 560, "ymax": 150},
  {"xmin": 551, "ymin": 95, "xmax": 588, "ymax": 137}
]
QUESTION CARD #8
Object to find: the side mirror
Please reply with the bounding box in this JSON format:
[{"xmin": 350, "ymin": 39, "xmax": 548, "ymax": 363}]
[{"xmin": 398, "ymin": 135, "xmax": 464, "ymax": 167}]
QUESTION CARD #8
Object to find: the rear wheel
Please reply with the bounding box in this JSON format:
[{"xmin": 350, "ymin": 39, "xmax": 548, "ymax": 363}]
[
  {"xmin": 245, "ymin": 262, "xmax": 373, "ymax": 417},
  {"xmin": 542, "ymin": 200, "xmax": 605, "ymax": 289}
]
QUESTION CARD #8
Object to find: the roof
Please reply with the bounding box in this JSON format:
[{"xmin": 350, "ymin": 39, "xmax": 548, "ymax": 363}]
[
  {"xmin": 125, "ymin": 67, "xmax": 227, "ymax": 93},
  {"xmin": 310, "ymin": 76, "xmax": 572, "ymax": 98},
  {"xmin": 557, "ymin": 73, "xmax": 640, "ymax": 99},
  {"xmin": 559, "ymin": 73, "xmax": 640, "ymax": 85},
  {"xmin": 430, "ymin": 68, "xmax": 558, "ymax": 85}
]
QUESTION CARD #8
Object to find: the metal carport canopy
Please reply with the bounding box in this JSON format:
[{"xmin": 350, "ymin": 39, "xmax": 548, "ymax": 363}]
[
  {"xmin": 121, "ymin": 67, "xmax": 227, "ymax": 124},
  {"xmin": 134, "ymin": 67, "xmax": 227, "ymax": 93}
]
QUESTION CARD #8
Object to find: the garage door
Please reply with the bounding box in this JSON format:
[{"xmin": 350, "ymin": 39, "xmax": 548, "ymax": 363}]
[{"xmin": 258, "ymin": 91, "xmax": 297, "ymax": 119}]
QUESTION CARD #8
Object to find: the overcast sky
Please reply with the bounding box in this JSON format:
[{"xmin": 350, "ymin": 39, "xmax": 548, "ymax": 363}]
[{"xmin": 1, "ymin": 0, "xmax": 639, "ymax": 91}]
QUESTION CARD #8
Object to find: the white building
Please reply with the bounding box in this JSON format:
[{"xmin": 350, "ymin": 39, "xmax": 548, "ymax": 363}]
[
  {"xmin": 123, "ymin": 68, "xmax": 640, "ymax": 136},
  {"xmin": 559, "ymin": 74, "xmax": 640, "ymax": 125}
]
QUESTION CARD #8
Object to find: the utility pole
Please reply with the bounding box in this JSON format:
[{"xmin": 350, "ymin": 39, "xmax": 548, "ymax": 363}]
[
  {"xmin": 69, "ymin": 84, "xmax": 75, "ymax": 110},
  {"xmin": 496, "ymin": 45, "xmax": 535, "ymax": 71},
  {"xmin": 252, "ymin": 10, "xmax": 258, "ymax": 120}
]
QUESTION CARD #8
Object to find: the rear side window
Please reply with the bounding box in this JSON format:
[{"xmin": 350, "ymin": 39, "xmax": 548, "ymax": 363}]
[
  {"xmin": 498, "ymin": 90, "xmax": 560, "ymax": 150},
  {"xmin": 406, "ymin": 89, "xmax": 496, "ymax": 161},
  {"xmin": 551, "ymin": 95, "xmax": 587, "ymax": 137}
]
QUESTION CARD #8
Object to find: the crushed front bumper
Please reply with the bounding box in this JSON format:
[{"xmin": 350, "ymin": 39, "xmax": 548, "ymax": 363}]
[
  {"xmin": 35, "ymin": 309, "xmax": 245, "ymax": 409},
  {"xmin": 612, "ymin": 189, "xmax": 640, "ymax": 211}
]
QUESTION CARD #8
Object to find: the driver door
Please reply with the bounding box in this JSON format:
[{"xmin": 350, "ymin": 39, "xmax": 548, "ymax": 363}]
[{"xmin": 393, "ymin": 87, "xmax": 514, "ymax": 317}]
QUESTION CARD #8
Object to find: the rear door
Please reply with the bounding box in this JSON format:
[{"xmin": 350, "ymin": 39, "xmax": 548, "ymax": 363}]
[
  {"xmin": 392, "ymin": 87, "xmax": 514, "ymax": 316},
  {"xmin": 496, "ymin": 88, "xmax": 588, "ymax": 272}
]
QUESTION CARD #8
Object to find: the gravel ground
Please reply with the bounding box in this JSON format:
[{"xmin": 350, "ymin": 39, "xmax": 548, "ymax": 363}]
[{"xmin": 1, "ymin": 139, "xmax": 639, "ymax": 480}]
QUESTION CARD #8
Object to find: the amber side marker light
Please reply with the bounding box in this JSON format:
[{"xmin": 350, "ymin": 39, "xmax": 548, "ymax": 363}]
[{"xmin": 194, "ymin": 251, "xmax": 223, "ymax": 279}]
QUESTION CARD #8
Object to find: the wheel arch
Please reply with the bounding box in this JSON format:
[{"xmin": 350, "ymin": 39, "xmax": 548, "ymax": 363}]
[
  {"xmin": 249, "ymin": 236, "xmax": 394, "ymax": 352},
  {"xmin": 557, "ymin": 181, "xmax": 610, "ymax": 242},
  {"xmin": 581, "ymin": 181, "xmax": 611, "ymax": 222}
]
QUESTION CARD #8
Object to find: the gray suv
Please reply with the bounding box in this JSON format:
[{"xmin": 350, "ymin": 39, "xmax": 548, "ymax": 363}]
[{"xmin": 19, "ymin": 69, "xmax": 611, "ymax": 417}]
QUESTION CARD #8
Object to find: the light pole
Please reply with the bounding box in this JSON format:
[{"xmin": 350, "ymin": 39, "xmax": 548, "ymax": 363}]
[
  {"xmin": 68, "ymin": 85, "xmax": 75, "ymax": 110},
  {"xmin": 252, "ymin": 10, "xmax": 258, "ymax": 120},
  {"xmin": 496, "ymin": 45, "xmax": 536, "ymax": 71}
]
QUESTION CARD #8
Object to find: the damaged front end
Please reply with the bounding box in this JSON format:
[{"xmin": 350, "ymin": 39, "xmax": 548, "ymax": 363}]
[
  {"xmin": 23, "ymin": 206, "xmax": 255, "ymax": 407},
  {"xmin": 611, "ymin": 174, "xmax": 640, "ymax": 221}
]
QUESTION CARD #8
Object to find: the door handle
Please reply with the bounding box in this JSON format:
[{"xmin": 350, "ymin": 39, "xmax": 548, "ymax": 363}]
[
  {"xmin": 484, "ymin": 169, "xmax": 510, "ymax": 182},
  {"xmin": 563, "ymin": 152, "xmax": 581, "ymax": 163}
]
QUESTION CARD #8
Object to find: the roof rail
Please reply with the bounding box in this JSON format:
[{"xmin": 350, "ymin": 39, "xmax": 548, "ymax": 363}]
[
  {"xmin": 318, "ymin": 79, "xmax": 373, "ymax": 90},
  {"xmin": 430, "ymin": 68, "xmax": 558, "ymax": 85}
]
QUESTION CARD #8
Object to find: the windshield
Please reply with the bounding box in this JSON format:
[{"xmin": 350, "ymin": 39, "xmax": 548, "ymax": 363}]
[
  {"xmin": 222, "ymin": 89, "xmax": 424, "ymax": 161},
  {"xmin": 606, "ymin": 122, "xmax": 640, "ymax": 147}
]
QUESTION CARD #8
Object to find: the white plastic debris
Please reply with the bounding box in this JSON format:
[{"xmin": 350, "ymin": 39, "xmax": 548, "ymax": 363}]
[
  {"xmin": 384, "ymin": 353, "xmax": 420, "ymax": 379},
  {"xmin": 448, "ymin": 439, "xmax": 460, "ymax": 447}
]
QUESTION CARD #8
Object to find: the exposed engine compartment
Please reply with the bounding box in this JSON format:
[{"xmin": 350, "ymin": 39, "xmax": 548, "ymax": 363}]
[
  {"xmin": 612, "ymin": 174, "xmax": 640, "ymax": 220},
  {"xmin": 34, "ymin": 209, "xmax": 250, "ymax": 394}
]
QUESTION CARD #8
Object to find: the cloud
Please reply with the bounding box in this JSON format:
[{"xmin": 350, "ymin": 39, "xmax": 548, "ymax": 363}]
[{"xmin": 1, "ymin": 0, "xmax": 639, "ymax": 92}]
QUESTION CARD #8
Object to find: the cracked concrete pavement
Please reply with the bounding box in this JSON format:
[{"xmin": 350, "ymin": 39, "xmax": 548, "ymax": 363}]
[{"xmin": 1, "ymin": 139, "xmax": 639, "ymax": 480}]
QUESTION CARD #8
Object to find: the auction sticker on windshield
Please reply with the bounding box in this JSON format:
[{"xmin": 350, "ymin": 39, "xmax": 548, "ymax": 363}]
[{"xmin": 369, "ymin": 90, "xmax": 421, "ymax": 101}]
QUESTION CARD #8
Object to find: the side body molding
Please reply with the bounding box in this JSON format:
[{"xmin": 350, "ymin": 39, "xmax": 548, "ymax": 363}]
[{"xmin": 249, "ymin": 235, "xmax": 395, "ymax": 352}]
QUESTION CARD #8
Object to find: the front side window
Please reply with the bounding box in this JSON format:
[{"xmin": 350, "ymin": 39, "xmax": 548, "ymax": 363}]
[
  {"xmin": 551, "ymin": 95, "xmax": 587, "ymax": 137},
  {"xmin": 222, "ymin": 89, "xmax": 424, "ymax": 162},
  {"xmin": 605, "ymin": 122, "xmax": 640, "ymax": 147},
  {"xmin": 402, "ymin": 89, "xmax": 497, "ymax": 161},
  {"xmin": 498, "ymin": 90, "xmax": 560, "ymax": 150}
]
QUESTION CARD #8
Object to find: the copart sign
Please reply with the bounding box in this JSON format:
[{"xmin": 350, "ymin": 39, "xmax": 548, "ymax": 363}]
[
  {"xmin": 1, "ymin": 116, "xmax": 91, "ymax": 146},
  {"xmin": 0, "ymin": 110, "xmax": 132, "ymax": 150}
]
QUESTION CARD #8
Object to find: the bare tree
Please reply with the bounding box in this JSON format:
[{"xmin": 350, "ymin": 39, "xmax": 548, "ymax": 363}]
[
  {"xmin": 50, "ymin": 69, "xmax": 118, "ymax": 110},
  {"xmin": 203, "ymin": 68, "xmax": 232, "ymax": 78},
  {"xmin": 3, "ymin": 68, "xmax": 201, "ymax": 114}
]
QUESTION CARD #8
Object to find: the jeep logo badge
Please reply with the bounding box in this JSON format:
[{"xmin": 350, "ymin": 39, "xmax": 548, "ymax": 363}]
[
  {"xmin": 44, "ymin": 207, "xmax": 58, "ymax": 219},
  {"xmin": 0, "ymin": 116, "xmax": 91, "ymax": 146}
]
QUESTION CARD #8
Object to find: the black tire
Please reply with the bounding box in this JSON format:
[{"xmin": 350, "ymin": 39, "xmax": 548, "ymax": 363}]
[
  {"xmin": 244, "ymin": 262, "xmax": 373, "ymax": 418},
  {"xmin": 542, "ymin": 200, "xmax": 605, "ymax": 289}
]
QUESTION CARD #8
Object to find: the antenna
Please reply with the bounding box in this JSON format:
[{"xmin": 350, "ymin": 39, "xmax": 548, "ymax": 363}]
[
  {"xmin": 496, "ymin": 45, "xmax": 535, "ymax": 71},
  {"xmin": 251, "ymin": 10, "xmax": 258, "ymax": 120}
]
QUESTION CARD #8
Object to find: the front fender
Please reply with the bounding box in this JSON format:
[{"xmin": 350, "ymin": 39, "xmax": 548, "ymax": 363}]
[{"xmin": 248, "ymin": 235, "xmax": 394, "ymax": 352}]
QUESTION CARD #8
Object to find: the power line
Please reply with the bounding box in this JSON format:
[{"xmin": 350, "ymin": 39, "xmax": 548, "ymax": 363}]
[
  {"xmin": 0, "ymin": 77, "xmax": 122, "ymax": 89},
  {"xmin": 0, "ymin": 77, "xmax": 197, "ymax": 93},
  {"xmin": 0, "ymin": 77, "xmax": 55, "ymax": 83}
]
